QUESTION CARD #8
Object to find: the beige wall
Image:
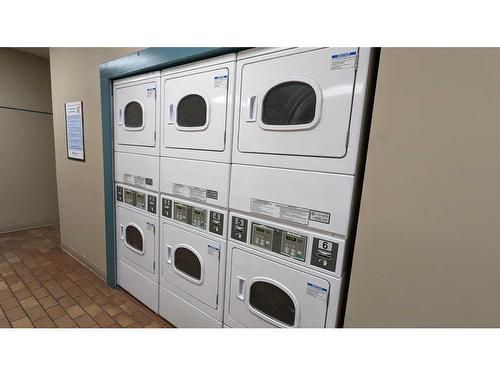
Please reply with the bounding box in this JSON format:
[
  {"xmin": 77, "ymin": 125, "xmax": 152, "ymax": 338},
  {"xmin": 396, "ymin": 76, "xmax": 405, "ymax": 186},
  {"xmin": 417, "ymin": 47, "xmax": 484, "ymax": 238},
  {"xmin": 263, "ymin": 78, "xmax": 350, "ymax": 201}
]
[
  {"xmin": 0, "ymin": 48, "xmax": 58, "ymax": 232},
  {"xmin": 345, "ymin": 48, "xmax": 500, "ymax": 327},
  {"xmin": 49, "ymin": 48, "xmax": 140, "ymax": 278}
]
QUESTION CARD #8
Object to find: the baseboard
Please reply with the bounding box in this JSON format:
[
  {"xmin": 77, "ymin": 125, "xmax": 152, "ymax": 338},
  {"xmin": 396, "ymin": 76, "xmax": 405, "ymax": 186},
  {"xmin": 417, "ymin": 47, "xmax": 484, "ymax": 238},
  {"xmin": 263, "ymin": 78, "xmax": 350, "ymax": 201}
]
[
  {"xmin": 0, "ymin": 220, "xmax": 59, "ymax": 234},
  {"xmin": 60, "ymin": 241, "xmax": 106, "ymax": 281}
]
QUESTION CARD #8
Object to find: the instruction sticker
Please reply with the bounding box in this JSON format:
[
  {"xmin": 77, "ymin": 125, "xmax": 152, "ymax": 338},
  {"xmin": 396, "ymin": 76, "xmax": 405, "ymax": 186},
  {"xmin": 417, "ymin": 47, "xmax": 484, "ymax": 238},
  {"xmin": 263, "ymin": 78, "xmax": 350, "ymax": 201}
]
[
  {"xmin": 250, "ymin": 199, "xmax": 309, "ymax": 226},
  {"xmin": 124, "ymin": 173, "xmax": 147, "ymax": 188},
  {"xmin": 306, "ymin": 282, "xmax": 329, "ymax": 301},
  {"xmin": 173, "ymin": 184, "xmax": 219, "ymax": 203},
  {"xmin": 331, "ymin": 51, "xmax": 358, "ymax": 70},
  {"xmin": 146, "ymin": 88, "xmax": 156, "ymax": 97},
  {"xmin": 309, "ymin": 210, "xmax": 331, "ymax": 224},
  {"xmin": 214, "ymin": 75, "xmax": 228, "ymax": 88}
]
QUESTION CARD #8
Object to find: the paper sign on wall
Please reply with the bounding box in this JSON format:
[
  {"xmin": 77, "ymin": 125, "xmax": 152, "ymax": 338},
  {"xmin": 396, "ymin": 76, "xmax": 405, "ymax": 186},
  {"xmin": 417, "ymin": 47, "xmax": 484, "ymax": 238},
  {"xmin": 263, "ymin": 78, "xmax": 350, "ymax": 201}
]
[{"xmin": 65, "ymin": 101, "xmax": 85, "ymax": 161}]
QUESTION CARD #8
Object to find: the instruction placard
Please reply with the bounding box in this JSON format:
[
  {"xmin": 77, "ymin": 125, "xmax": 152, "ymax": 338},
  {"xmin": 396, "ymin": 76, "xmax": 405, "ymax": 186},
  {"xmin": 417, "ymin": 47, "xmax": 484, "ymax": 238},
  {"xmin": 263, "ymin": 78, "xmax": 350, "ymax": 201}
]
[{"xmin": 65, "ymin": 101, "xmax": 85, "ymax": 161}]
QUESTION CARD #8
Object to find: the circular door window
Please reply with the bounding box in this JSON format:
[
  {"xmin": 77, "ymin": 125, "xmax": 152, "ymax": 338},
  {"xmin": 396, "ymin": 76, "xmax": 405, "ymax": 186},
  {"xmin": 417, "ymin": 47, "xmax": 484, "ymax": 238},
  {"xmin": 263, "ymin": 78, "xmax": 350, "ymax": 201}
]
[
  {"xmin": 125, "ymin": 225, "xmax": 143, "ymax": 253},
  {"xmin": 262, "ymin": 81, "xmax": 316, "ymax": 126},
  {"xmin": 249, "ymin": 281, "xmax": 296, "ymax": 326},
  {"xmin": 124, "ymin": 101, "xmax": 143, "ymax": 128},
  {"xmin": 177, "ymin": 94, "xmax": 207, "ymax": 128},
  {"xmin": 174, "ymin": 247, "xmax": 201, "ymax": 281}
]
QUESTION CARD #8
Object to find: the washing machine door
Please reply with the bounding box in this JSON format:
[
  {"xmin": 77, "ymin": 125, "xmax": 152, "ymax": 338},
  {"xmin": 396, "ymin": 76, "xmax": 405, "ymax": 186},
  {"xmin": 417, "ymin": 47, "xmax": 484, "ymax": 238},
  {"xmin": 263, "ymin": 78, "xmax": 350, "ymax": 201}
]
[
  {"xmin": 162, "ymin": 68, "xmax": 229, "ymax": 152},
  {"xmin": 237, "ymin": 48, "xmax": 357, "ymax": 159},
  {"xmin": 116, "ymin": 206, "xmax": 157, "ymax": 275},
  {"xmin": 162, "ymin": 222, "xmax": 221, "ymax": 309},
  {"xmin": 228, "ymin": 247, "xmax": 330, "ymax": 328},
  {"xmin": 114, "ymin": 80, "xmax": 157, "ymax": 148}
]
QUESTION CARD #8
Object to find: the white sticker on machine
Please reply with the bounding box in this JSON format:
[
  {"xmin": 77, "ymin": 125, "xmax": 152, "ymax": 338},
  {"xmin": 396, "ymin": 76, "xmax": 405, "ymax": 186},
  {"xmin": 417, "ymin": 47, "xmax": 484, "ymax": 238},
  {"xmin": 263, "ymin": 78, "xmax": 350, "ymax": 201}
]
[
  {"xmin": 146, "ymin": 88, "xmax": 156, "ymax": 97},
  {"xmin": 250, "ymin": 199, "xmax": 310, "ymax": 226},
  {"xmin": 207, "ymin": 244, "xmax": 220, "ymax": 258},
  {"xmin": 124, "ymin": 173, "xmax": 148, "ymax": 188},
  {"xmin": 214, "ymin": 75, "xmax": 228, "ymax": 88},
  {"xmin": 173, "ymin": 183, "xmax": 218, "ymax": 203},
  {"xmin": 309, "ymin": 210, "xmax": 331, "ymax": 224},
  {"xmin": 331, "ymin": 51, "xmax": 358, "ymax": 70},
  {"xmin": 306, "ymin": 282, "xmax": 328, "ymax": 301}
]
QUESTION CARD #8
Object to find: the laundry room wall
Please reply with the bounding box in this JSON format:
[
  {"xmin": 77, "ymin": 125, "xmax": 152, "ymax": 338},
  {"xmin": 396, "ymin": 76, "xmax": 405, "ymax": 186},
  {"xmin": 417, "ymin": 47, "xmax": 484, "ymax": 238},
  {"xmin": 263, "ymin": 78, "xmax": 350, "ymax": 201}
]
[
  {"xmin": 49, "ymin": 48, "xmax": 141, "ymax": 278},
  {"xmin": 344, "ymin": 48, "xmax": 500, "ymax": 327},
  {"xmin": 0, "ymin": 48, "xmax": 59, "ymax": 232}
]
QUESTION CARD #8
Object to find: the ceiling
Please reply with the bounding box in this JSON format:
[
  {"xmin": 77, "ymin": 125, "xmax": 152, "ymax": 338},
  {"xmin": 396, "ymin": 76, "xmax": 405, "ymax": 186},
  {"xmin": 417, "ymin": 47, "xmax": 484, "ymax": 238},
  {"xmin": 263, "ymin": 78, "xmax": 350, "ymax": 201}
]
[{"xmin": 14, "ymin": 47, "xmax": 49, "ymax": 59}]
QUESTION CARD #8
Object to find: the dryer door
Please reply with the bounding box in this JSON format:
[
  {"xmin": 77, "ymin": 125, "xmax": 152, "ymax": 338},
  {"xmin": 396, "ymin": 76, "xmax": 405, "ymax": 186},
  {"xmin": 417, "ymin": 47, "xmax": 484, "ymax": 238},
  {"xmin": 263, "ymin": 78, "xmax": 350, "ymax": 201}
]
[
  {"xmin": 237, "ymin": 48, "xmax": 357, "ymax": 159},
  {"xmin": 162, "ymin": 68, "xmax": 229, "ymax": 152},
  {"xmin": 228, "ymin": 247, "xmax": 329, "ymax": 328},
  {"xmin": 162, "ymin": 222, "xmax": 221, "ymax": 309},
  {"xmin": 116, "ymin": 206, "xmax": 157, "ymax": 275},
  {"xmin": 114, "ymin": 80, "xmax": 157, "ymax": 147}
]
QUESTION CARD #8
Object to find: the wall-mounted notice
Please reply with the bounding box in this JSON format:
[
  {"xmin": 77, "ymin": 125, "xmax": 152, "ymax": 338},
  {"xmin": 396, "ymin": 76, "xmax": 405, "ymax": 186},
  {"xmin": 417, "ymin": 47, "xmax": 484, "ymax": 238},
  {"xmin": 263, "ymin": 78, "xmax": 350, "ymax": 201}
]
[{"xmin": 65, "ymin": 101, "xmax": 85, "ymax": 161}]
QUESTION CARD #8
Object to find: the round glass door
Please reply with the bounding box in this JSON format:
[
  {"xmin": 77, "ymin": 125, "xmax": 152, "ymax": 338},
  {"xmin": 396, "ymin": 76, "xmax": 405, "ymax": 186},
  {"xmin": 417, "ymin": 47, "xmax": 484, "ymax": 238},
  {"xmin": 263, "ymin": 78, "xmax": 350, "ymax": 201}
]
[
  {"xmin": 124, "ymin": 101, "xmax": 143, "ymax": 128},
  {"xmin": 177, "ymin": 94, "xmax": 207, "ymax": 128},
  {"xmin": 262, "ymin": 81, "xmax": 316, "ymax": 126},
  {"xmin": 174, "ymin": 247, "xmax": 202, "ymax": 282},
  {"xmin": 249, "ymin": 280, "xmax": 296, "ymax": 326},
  {"xmin": 125, "ymin": 225, "xmax": 143, "ymax": 253}
]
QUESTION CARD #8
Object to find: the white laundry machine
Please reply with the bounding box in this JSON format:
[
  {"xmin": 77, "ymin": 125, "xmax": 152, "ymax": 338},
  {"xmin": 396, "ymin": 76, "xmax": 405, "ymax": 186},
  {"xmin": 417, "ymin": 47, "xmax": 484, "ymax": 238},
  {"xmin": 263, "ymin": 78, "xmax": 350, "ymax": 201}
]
[
  {"xmin": 115, "ymin": 183, "xmax": 160, "ymax": 313},
  {"xmin": 232, "ymin": 47, "xmax": 374, "ymax": 175},
  {"xmin": 115, "ymin": 151, "xmax": 160, "ymax": 192},
  {"xmin": 160, "ymin": 54, "xmax": 236, "ymax": 163},
  {"xmin": 224, "ymin": 212, "xmax": 345, "ymax": 328},
  {"xmin": 114, "ymin": 71, "xmax": 161, "ymax": 156},
  {"xmin": 159, "ymin": 195, "xmax": 227, "ymax": 327}
]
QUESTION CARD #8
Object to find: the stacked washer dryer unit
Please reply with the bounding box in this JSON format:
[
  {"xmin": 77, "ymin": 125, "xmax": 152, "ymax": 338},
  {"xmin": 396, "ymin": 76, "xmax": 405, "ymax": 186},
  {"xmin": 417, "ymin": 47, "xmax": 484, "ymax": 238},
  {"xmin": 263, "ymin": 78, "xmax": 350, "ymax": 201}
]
[
  {"xmin": 225, "ymin": 48, "xmax": 374, "ymax": 328},
  {"xmin": 113, "ymin": 72, "xmax": 161, "ymax": 313},
  {"xmin": 158, "ymin": 54, "xmax": 236, "ymax": 327}
]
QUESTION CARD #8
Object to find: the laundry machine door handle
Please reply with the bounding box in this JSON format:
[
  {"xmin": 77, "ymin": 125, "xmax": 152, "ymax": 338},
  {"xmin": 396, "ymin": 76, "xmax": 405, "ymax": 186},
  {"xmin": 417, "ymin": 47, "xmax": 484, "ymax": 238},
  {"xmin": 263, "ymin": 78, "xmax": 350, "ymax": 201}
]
[
  {"xmin": 236, "ymin": 276, "xmax": 246, "ymax": 301},
  {"xmin": 118, "ymin": 108, "xmax": 123, "ymax": 126},
  {"xmin": 166, "ymin": 245, "xmax": 172, "ymax": 264},
  {"xmin": 120, "ymin": 225, "xmax": 124, "ymax": 240},
  {"xmin": 167, "ymin": 104, "xmax": 175, "ymax": 125},
  {"xmin": 247, "ymin": 96, "xmax": 258, "ymax": 122}
]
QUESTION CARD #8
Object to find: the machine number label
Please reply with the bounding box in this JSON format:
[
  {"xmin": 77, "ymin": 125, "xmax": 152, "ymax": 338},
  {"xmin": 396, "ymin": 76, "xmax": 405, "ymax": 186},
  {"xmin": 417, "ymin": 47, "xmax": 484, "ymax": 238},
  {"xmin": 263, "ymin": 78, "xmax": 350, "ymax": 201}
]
[
  {"xmin": 331, "ymin": 51, "xmax": 358, "ymax": 70},
  {"xmin": 250, "ymin": 199, "xmax": 309, "ymax": 226},
  {"xmin": 306, "ymin": 282, "xmax": 328, "ymax": 301}
]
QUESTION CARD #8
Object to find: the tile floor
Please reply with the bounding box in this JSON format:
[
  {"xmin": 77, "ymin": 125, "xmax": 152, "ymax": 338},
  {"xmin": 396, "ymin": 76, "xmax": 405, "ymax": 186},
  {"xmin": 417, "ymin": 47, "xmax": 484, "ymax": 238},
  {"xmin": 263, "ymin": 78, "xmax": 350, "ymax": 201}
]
[{"xmin": 0, "ymin": 224, "xmax": 172, "ymax": 328}]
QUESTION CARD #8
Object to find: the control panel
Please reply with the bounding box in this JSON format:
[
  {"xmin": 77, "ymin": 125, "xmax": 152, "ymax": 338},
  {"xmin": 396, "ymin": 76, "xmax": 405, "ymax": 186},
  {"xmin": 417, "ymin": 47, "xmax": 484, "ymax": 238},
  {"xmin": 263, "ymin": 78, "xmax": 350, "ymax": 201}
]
[
  {"xmin": 161, "ymin": 196, "xmax": 225, "ymax": 237},
  {"xmin": 230, "ymin": 214, "xmax": 343, "ymax": 275},
  {"xmin": 116, "ymin": 184, "xmax": 157, "ymax": 215}
]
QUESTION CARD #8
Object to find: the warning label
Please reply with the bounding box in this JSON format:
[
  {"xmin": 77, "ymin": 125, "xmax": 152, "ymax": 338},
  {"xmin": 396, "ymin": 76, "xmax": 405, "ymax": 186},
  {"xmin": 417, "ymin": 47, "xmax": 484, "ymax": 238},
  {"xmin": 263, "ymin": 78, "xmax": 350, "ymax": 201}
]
[
  {"xmin": 306, "ymin": 282, "xmax": 329, "ymax": 301},
  {"xmin": 214, "ymin": 75, "xmax": 228, "ymax": 88},
  {"xmin": 250, "ymin": 199, "xmax": 309, "ymax": 226},
  {"xmin": 124, "ymin": 173, "xmax": 148, "ymax": 188},
  {"xmin": 173, "ymin": 184, "xmax": 219, "ymax": 203},
  {"xmin": 331, "ymin": 51, "xmax": 358, "ymax": 70}
]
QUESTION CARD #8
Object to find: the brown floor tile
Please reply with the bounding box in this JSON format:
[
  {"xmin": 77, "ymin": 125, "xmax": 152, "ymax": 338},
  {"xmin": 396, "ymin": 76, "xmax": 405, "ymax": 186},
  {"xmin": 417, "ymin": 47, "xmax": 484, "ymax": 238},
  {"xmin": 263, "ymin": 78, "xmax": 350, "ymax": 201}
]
[
  {"xmin": 0, "ymin": 318, "xmax": 11, "ymax": 327},
  {"xmin": 102, "ymin": 303, "xmax": 121, "ymax": 317},
  {"xmin": 94, "ymin": 312, "xmax": 115, "ymax": 327},
  {"xmin": 26, "ymin": 280, "xmax": 42, "ymax": 291},
  {"xmin": 33, "ymin": 316, "xmax": 55, "ymax": 328},
  {"xmin": 9, "ymin": 280, "xmax": 25, "ymax": 292},
  {"xmin": 11, "ymin": 317, "xmax": 33, "ymax": 328},
  {"xmin": 57, "ymin": 295, "xmax": 75, "ymax": 308},
  {"xmin": 32, "ymin": 287, "xmax": 50, "ymax": 299},
  {"xmin": 132, "ymin": 310, "xmax": 155, "ymax": 326},
  {"xmin": 25, "ymin": 305, "xmax": 47, "ymax": 321},
  {"xmin": 54, "ymin": 314, "xmax": 76, "ymax": 328},
  {"xmin": 0, "ymin": 281, "xmax": 7, "ymax": 291},
  {"xmin": 5, "ymin": 306, "xmax": 26, "ymax": 322},
  {"xmin": 49, "ymin": 287, "xmax": 67, "ymax": 299},
  {"xmin": 0, "ymin": 289, "xmax": 14, "ymax": 301},
  {"xmin": 0, "ymin": 296, "xmax": 19, "ymax": 311},
  {"xmin": 14, "ymin": 288, "xmax": 33, "ymax": 301},
  {"xmin": 19, "ymin": 296, "xmax": 39, "ymax": 310},
  {"xmin": 114, "ymin": 312, "xmax": 134, "ymax": 327},
  {"xmin": 75, "ymin": 294, "xmax": 93, "ymax": 307},
  {"xmin": 66, "ymin": 285, "xmax": 84, "ymax": 298},
  {"xmin": 38, "ymin": 295, "xmax": 57, "ymax": 309},
  {"xmin": 84, "ymin": 303, "xmax": 104, "ymax": 317},
  {"xmin": 66, "ymin": 304, "xmax": 85, "ymax": 319},
  {"xmin": 46, "ymin": 305, "xmax": 66, "ymax": 320},
  {"xmin": 75, "ymin": 314, "xmax": 96, "ymax": 328}
]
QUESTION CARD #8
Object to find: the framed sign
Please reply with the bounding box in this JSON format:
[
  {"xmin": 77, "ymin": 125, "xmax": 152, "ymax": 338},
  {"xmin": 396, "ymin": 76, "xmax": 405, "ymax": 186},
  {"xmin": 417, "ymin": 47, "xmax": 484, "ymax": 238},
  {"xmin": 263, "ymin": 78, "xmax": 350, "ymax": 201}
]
[{"xmin": 65, "ymin": 101, "xmax": 85, "ymax": 161}]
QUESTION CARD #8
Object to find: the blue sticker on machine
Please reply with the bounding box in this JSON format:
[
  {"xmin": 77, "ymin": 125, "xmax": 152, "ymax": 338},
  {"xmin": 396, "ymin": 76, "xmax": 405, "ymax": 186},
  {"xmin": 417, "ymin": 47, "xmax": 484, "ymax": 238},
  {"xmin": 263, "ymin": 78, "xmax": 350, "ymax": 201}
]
[{"xmin": 306, "ymin": 282, "xmax": 329, "ymax": 301}]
